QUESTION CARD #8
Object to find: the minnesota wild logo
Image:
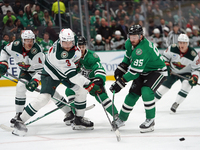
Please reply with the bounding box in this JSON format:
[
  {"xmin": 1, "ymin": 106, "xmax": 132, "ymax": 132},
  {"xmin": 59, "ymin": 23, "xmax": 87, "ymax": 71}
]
[
  {"xmin": 18, "ymin": 62, "xmax": 31, "ymax": 71},
  {"xmin": 136, "ymin": 48, "xmax": 142, "ymax": 55},
  {"xmin": 172, "ymin": 62, "xmax": 186, "ymax": 70},
  {"xmin": 61, "ymin": 51, "xmax": 68, "ymax": 58},
  {"xmin": 31, "ymin": 48, "xmax": 37, "ymax": 54}
]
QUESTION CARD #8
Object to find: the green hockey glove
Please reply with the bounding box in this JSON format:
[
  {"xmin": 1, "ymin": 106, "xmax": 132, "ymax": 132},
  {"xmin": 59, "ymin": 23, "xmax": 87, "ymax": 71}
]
[
  {"xmin": 26, "ymin": 78, "xmax": 39, "ymax": 92},
  {"xmin": 0, "ymin": 61, "xmax": 8, "ymax": 77},
  {"xmin": 84, "ymin": 82, "xmax": 101, "ymax": 96},
  {"xmin": 189, "ymin": 75, "xmax": 198, "ymax": 86}
]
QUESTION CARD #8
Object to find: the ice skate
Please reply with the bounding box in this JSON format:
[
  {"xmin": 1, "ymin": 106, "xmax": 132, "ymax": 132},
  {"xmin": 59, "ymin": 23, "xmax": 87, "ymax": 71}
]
[
  {"xmin": 140, "ymin": 118, "xmax": 155, "ymax": 133},
  {"xmin": 170, "ymin": 102, "xmax": 179, "ymax": 113},
  {"xmin": 12, "ymin": 118, "xmax": 27, "ymax": 136},
  {"xmin": 112, "ymin": 115, "xmax": 125, "ymax": 130},
  {"xmin": 10, "ymin": 112, "xmax": 22, "ymax": 128},
  {"xmin": 71, "ymin": 116, "xmax": 94, "ymax": 130},
  {"xmin": 63, "ymin": 111, "xmax": 75, "ymax": 126}
]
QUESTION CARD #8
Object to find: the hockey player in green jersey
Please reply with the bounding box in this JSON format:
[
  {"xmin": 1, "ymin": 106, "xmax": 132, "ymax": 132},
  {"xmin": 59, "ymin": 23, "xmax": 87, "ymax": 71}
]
[
  {"xmin": 39, "ymin": 32, "xmax": 53, "ymax": 54},
  {"xmin": 155, "ymin": 34, "xmax": 200, "ymax": 113},
  {"xmin": 110, "ymin": 25, "xmax": 168, "ymax": 133},
  {"xmin": 65, "ymin": 36, "xmax": 118, "ymax": 124},
  {"xmin": 0, "ymin": 30, "xmax": 73, "ymax": 128},
  {"xmin": 11, "ymin": 29, "xmax": 101, "ymax": 136}
]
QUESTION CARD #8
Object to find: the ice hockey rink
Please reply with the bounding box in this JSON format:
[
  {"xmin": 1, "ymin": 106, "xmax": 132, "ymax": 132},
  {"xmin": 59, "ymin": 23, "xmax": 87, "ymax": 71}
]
[{"xmin": 0, "ymin": 80, "xmax": 200, "ymax": 150}]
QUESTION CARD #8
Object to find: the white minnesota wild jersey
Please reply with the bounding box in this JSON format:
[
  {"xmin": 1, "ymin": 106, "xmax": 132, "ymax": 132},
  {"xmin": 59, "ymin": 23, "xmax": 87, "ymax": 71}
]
[
  {"xmin": 0, "ymin": 39, "xmax": 44, "ymax": 80},
  {"xmin": 163, "ymin": 44, "xmax": 200, "ymax": 76},
  {"xmin": 44, "ymin": 40, "xmax": 81, "ymax": 80}
]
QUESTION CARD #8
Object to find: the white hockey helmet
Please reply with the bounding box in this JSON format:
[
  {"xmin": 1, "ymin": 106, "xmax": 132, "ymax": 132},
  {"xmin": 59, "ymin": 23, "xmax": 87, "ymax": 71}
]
[
  {"xmin": 178, "ymin": 34, "xmax": 189, "ymax": 46},
  {"xmin": 186, "ymin": 28, "xmax": 192, "ymax": 33},
  {"xmin": 21, "ymin": 30, "xmax": 35, "ymax": 44},
  {"xmin": 115, "ymin": 30, "xmax": 121, "ymax": 36},
  {"xmin": 153, "ymin": 28, "xmax": 160, "ymax": 34},
  {"xmin": 163, "ymin": 27, "xmax": 169, "ymax": 32},
  {"xmin": 59, "ymin": 28, "xmax": 74, "ymax": 47},
  {"xmin": 96, "ymin": 34, "xmax": 102, "ymax": 41}
]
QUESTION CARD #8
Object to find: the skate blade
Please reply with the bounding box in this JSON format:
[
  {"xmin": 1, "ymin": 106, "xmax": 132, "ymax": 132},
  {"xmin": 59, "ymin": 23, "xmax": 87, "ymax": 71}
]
[
  {"xmin": 140, "ymin": 126, "xmax": 154, "ymax": 133},
  {"xmin": 12, "ymin": 128, "xmax": 27, "ymax": 136},
  {"xmin": 71, "ymin": 124, "xmax": 94, "ymax": 130},
  {"xmin": 64, "ymin": 120, "xmax": 73, "ymax": 126}
]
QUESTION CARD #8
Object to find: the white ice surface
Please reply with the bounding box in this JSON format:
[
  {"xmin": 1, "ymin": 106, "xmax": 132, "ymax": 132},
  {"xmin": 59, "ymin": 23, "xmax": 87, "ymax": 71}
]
[{"xmin": 0, "ymin": 81, "xmax": 200, "ymax": 150}]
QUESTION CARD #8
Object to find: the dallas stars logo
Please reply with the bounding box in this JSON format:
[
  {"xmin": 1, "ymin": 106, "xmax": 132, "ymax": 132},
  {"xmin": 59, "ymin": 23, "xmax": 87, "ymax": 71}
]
[{"xmin": 172, "ymin": 62, "xmax": 186, "ymax": 70}]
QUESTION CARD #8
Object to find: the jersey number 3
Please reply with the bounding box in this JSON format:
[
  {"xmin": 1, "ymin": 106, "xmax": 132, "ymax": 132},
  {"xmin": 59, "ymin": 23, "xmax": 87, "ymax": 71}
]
[{"xmin": 66, "ymin": 60, "xmax": 71, "ymax": 66}]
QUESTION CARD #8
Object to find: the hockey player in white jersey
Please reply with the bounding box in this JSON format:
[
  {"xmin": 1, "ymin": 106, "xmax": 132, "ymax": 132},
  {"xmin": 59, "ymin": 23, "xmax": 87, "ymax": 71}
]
[
  {"xmin": 155, "ymin": 34, "xmax": 200, "ymax": 112},
  {"xmin": 0, "ymin": 30, "xmax": 72, "ymax": 127},
  {"xmin": 11, "ymin": 29, "xmax": 101, "ymax": 136}
]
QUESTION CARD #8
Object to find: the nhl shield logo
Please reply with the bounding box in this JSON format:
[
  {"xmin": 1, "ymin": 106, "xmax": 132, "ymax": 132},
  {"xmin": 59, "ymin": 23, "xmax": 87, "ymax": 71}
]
[
  {"xmin": 31, "ymin": 48, "xmax": 38, "ymax": 54},
  {"xmin": 61, "ymin": 51, "xmax": 68, "ymax": 58},
  {"xmin": 136, "ymin": 48, "xmax": 143, "ymax": 55}
]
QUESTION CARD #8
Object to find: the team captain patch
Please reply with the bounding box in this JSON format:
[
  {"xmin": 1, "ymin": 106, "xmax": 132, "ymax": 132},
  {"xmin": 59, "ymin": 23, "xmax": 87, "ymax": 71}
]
[
  {"xmin": 136, "ymin": 48, "xmax": 143, "ymax": 55},
  {"xmin": 61, "ymin": 51, "xmax": 68, "ymax": 58}
]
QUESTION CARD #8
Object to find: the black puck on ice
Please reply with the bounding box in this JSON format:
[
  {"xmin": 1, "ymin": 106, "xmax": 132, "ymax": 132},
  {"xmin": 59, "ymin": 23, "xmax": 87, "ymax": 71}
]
[{"xmin": 179, "ymin": 137, "xmax": 185, "ymax": 141}]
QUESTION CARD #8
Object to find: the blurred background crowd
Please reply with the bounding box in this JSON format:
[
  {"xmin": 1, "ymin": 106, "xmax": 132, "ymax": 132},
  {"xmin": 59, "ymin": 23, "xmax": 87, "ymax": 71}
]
[{"xmin": 0, "ymin": 0, "xmax": 200, "ymax": 53}]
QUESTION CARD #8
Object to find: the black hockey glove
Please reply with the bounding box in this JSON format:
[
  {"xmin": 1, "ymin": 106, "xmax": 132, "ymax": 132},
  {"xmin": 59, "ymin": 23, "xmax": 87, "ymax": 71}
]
[
  {"xmin": 114, "ymin": 62, "xmax": 128, "ymax": 80},
  {"xmin": 92, "ymin": 77, "xmax": 104, "ymax": 87},
  {"xmin": 109, "ymin": 77, "xmax": 126, "ymax": 93}
]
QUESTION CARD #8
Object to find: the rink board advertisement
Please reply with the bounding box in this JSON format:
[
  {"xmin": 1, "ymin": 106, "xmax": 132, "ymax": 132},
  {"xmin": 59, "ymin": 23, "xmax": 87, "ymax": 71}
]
[{"xmin": 1, "ymin": 49, "xmax": 200, "ymax": 86}]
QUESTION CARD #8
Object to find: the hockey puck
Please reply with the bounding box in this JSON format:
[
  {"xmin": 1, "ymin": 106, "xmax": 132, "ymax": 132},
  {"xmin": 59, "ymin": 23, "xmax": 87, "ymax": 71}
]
[{"xmin": 179, "ymin": 137, "xmax": 185, "ymax": 141}]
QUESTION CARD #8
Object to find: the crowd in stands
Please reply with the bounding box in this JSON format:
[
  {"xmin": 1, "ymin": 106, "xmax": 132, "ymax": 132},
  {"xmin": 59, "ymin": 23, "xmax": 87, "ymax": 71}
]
[{"xmin": 0, "ymin": 0, "xmax": 200, "ymax": 52}]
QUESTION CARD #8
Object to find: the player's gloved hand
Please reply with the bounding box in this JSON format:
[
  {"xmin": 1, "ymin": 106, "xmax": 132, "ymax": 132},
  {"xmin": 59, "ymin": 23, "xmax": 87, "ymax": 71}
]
[
  {"xmin": 92, "ymin": 77, "xmax": 103, "ymax": 87},
  {"xmin": 0, "ymin": 61, "xmax": 8, "ymax": 77},
  {"xmin": 110, "ymin": 77, "xmax": 126, "ymax": 93},
  {"xmin": 165, "ymin": 62, "xmax": 171, "ymax": 76},
  {"xmin": 26, "ymin": 78, "xmax": 40, "ymax": 92},
  {"xmin": 189, "ymin": 75, "xmax": 198, "ymax": 86},
  {"xmin": 114, "ymin": 62, "xmax": 128, "ymax": 80},
  {"xmin": 84, "ymin": 82, "xmax": 101, "ymax": 96}
]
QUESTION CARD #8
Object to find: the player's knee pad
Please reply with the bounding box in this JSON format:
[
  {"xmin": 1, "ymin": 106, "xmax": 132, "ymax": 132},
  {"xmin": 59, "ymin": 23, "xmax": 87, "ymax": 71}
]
[
  {"xmin": 16, "ymin": 80, "xmax": 27, "ymax": 97},
  {"xmin": 74, "ymin": 87, "xmax": 87, "ymax": 103},
  {"xmin": 181, "ymin": 80, "xmax": 192, "ymax": 92},
  {"xmin": 155, "ymin": 85, "xmax": 169, "ymax": 99},
  {"xmin": 30, "ymin": 93, "xmax": 51, "ymax": 111},
  {"xmin": 65, "ymin": 88, "xmax": 76, "ymax": 101},
  {"xmin": 124, "ymin": 92, "xmax": 140, "ymax": 106},
  {"xmin": 141, "ymin": 86, "xmax": 154, "ymax": 102}
]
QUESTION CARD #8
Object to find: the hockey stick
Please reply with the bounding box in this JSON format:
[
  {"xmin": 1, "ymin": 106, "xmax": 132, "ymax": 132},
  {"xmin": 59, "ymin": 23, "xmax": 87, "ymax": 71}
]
[
  {"xmin": 171, "ymin": 72, "xmax": 200, "ymax": 85},
  {"xmin": 4, "ymin": 72, "xmax": 95, "ymax": 110},
  {"xmin": 112, "ymin": 90, "xmax": 115, "ymax": 122},
  {"xmin": 97, "ymin": 94, "xmax": 121, "ymax": 142}
]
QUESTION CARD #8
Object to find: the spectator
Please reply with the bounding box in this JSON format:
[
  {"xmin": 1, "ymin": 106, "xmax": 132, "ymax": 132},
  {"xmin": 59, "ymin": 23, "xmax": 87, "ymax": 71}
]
[
  {"xmin": 24, "ymin": 5, "xmax": 32, "ymax": 20},
  {"xmin": 110, "ymin": 20, "xmax": 117, "ymax": 38},
  {"xmin": 24, "ymin": 1, "xmax": 36, "ymax": 13},
  {"xmin": 90, "ymin": 10, "xmax": 101, "ymax": 26},
  {"xmin": 162, "ymin": 26, "xmax": 170, "ymax": 48},
  {"xmin": 146, "ymin": 5, "xmax": 154, "ymax": 21},
  {"xmin": 88, "ymin": 0, "xmax": 96, "ymax": 16},
  {"xmin": 39, "ymin": 32, "xmax": 53, "ymax": 54},
  {"xmin": 116, "ymin": 18, "xmax": 128, "ymax": 40},
  {"xmin": 148, "ymin": 18, "xmax": 156, "ymax": 36},
  {"xmin": 188, "ymin": 3, "xmax": 200, "ymax": 18},
  {"xmin": 2, "ymin": 19, "xmax": 17, "ymax": 37},
  {"xmin": 45, "ymin": 21, "xmax": 58, "ymax": 42},
  {"xmin": 95, "ymin": 0, "xmax": 105, "ymax": 13},
  {"xmin": 163, "ymin": 9, "xmax": 173, "ymax": 25},
  {"xmin": 185, "ymin": 28, "xmax": 193, "ymax": 46},
  {"xmin": 167, "ymin": 22, "xmax": 183, "ymax": 46},
  {"xmin": 150, "ymin": 28, "xmax": 163, "ymax": 49},
  {"xmin": 152, "ymin": 4, "xmax": 163, "ymax": 25},
  {"xmin": 132, "ymin": 13, "xmax": 145, "ymax": 24},
  {"xmin": 51, "ymin": 0, "xmax": 66, "ymax": 26},
  {"xmin": 14, "ymin": 18, "xmax": 24, "ymax": 39},
  {"xmin": 17, "ymin": 9, "xmax": 29, "ymax": 28},
  {"xmin": 115, "ymin": 4, "xmax": 127, "ymax": 17},
  {"xmin": 94, "ymin": 15, "xmax": 101, "ymax": 31},
  {"xmin": 35, "ymin": 4, "xmax": 44, "ymax": 21},
  {"xmin": 13, "ymin": 0, "xmax": 24, "ymax": 15},
  {"xmin": 90, "ymin": 34, "xmax": 105, "ymax": 51},
  {"xmin": 1, "ymin": 0, "xmax": 14, "ymax": 15},
  {"xmin": 33, "ymin": 28, "xmax": 43, "ymax": 44},
  {"xmin": 43, "ymin": 10, "xmax": 55, "ymax": 26},
  {"xmin": 9, "ymin": 34, "xmax": 16, "ymax": 42},
  {"xmin": 3, "ymin": 10, "xmax": 16, "ymax": 25},
  {"xmin": 110, "ymin": 30, "xmax": 125, "ymax": 50},
  {"xmin": 157, "ymin": 18, "xmax": 168, "ymax": 35},
  {"xmin": 191, "ymin": 26, "xmax": 200, "ymax": 47},
  {"xmin": 29, "ymin": 11, "xmax": 45, "ymax": 28},
  {"xmin": 0, "ymin": 34, "xmax": 9, "ymax": 51}
]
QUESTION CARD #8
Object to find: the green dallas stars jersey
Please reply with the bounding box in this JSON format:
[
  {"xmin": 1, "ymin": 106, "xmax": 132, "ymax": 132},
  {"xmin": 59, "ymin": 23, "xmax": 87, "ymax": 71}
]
[
  {"xmin": 39, "ymin": 39, "xmax": 54, "ymax": 54},
  {"xmin": 44, "ymin": 39, "xmax": 81, "ymax": 80},
  {"xmin": 122, "ymin": 38, "xmax": 167, "ymax": 82},
  {"xmin": 163, "ymin": 44, "xmax": 200, "ymax": 76},
  {"xmin": 78, "ymin": 49, "xmax": 106, "ymax": 84}
]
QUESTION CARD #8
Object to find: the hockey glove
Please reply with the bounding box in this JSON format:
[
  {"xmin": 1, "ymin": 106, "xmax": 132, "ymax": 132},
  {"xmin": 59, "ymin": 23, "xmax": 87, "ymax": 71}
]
[
  {"xmin": 26, "ymin": 78, "xmax": 40, "ymax": 92},
  {"xmin": 165, "ymin": 62, "xmax": 171, "ymax": 76},
  {"xmin": 84, "ymin": 82, "xmax": 101, "ymax": 96},
  {"xmin": 114, "ymin": 62, "xmax": 128, "ymax": 80},
  {"xmin": 189, "ymin": 75, "xmax": 198, "ymax": 86},
  {"xmin": 92, "ymin": 77, "xmax": 104, "ymax": 87},
  {"xmin": 0, "ymin": 61, "xmax": 8, "ymax": 77},
  {"xmin": 110, "ymin": 77, "xmax": 126, "ymax": 93}
]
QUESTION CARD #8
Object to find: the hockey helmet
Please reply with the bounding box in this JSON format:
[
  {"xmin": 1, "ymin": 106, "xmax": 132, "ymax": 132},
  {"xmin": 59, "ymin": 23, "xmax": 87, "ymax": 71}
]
[
  {"xmin": 186, "ymin": 28, "xmax": 192, "ymax": 33},
  {"xmin": 115, "ymin": 30, "xmax": 121, "ymax": 36},
  {"xmin": 128, "ymin": 24, "xmax": 143, "ymax": 36},
  {"xmin": 178, "ymin": 34, "xmax": 189, "ymax": 43},
  {"xmin": 78, "ymin": 36, "xmax": 86, "ymax": 45},
  {"xmin": 59, "ymin": 28, "xmax": 74, "ymax": 48},
  {"xmin": 21, "ymin": 30, "xmax": 35, "ymax": 44},
  {"xmin": 96, "ymin": 34, "xmax": 102, "ymax": 41},
  {"xmin": 153, "ymin": 28, "xmax": 160, "ymax": 34}
]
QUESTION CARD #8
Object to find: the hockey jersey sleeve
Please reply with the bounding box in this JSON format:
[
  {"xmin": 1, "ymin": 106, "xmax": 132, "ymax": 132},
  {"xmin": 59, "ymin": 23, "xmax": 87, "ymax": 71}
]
[
  {"xmin": 162, "ymin": 45, "xmax": 172, "ymax": 62},
  {"xmin": 0, "ymin": 42, "xmax": 12, "ymax": 63},
  {"xmin": 191, "ymin": 54, "xmax": 200, "ymax": 77}
]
